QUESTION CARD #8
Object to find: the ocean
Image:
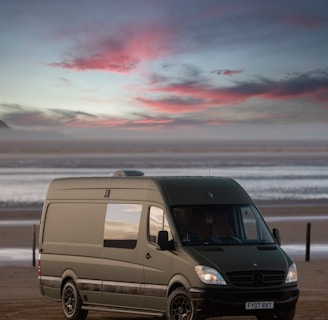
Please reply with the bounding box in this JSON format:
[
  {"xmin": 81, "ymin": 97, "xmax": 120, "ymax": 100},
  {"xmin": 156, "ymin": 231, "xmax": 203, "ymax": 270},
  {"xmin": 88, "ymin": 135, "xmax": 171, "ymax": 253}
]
[{"xmin": 0, "ymin": 150, "xmax": 327, "ymax": 209}]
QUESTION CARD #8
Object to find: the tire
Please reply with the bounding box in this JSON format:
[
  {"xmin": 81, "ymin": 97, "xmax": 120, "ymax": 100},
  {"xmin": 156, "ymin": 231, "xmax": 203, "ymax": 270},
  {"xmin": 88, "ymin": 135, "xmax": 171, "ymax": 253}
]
[
  {"xmin": 62, "ymin": 280, "xmax": 88, "ymax": 320},
  {"xmin": 166, "ymin": 287, "xmax": 197, "ymax": 320}
]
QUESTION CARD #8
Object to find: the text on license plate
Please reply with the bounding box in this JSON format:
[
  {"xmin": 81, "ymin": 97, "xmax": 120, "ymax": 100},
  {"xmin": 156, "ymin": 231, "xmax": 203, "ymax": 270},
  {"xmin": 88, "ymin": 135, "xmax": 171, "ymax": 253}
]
[{"xmin": 245, "ymin": 301, "xmax": 274, "ymax": 310}]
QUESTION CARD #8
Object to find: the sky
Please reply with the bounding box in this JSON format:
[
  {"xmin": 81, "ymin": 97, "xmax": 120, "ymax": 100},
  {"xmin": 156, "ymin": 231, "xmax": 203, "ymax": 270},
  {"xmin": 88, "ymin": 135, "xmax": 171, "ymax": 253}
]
[{"xmin": 0, "ymin": 0, "xmax": 328, "ymax": 140}]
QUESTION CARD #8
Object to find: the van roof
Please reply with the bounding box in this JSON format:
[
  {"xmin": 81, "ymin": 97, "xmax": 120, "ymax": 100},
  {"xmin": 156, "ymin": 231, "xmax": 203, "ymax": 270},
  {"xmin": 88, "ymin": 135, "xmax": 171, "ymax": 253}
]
[
  {"xmin": 45, "ymin": 176, "xmax": 252, "ymax": 205},
  {"xmin": 156, "ymin": 176, "xmax": 252, "ymax": 205}
]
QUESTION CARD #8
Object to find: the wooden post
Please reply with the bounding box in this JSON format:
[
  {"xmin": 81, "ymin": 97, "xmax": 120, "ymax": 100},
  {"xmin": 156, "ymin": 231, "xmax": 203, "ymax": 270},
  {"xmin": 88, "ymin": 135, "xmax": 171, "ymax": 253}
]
[
  {"xmin": 32, "ymin": 224, "xmax": 36, "ymax": 267},
  {"xmin": 305, "ymin": 222, "xmax": 311, "ymax": 262}
]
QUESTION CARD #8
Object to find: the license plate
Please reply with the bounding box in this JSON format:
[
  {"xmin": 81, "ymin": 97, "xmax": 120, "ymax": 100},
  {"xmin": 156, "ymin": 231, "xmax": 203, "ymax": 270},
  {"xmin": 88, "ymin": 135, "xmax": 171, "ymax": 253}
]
[{"xmin": 245, "ymin": 301, "xmax": 274, "ymax": 310}]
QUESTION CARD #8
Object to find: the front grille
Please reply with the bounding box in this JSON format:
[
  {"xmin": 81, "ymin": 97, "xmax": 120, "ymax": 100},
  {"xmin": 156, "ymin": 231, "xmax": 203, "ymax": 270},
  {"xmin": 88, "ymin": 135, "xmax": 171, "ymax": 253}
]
[{"xmin": 227, "ymin": 270, "xmax": 285, "ymax": 287}]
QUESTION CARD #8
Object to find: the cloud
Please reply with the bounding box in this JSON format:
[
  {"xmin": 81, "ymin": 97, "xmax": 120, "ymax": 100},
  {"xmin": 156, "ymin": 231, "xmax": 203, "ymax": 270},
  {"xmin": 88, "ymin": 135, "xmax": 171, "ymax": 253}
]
[
  {"xmin": 0, "ymin": 104, "xmax": 61, "ymax": 127},
  {"xmin": 258, "ymin": 70, "xmax": 328, "ymax": 101},
  {"xmin": 211, "ymin": 69, "xmax": 243, "ymax": 76},
  {"xmin": 49, "ymin": 24, "xmax": 174, "ymax": 73},
  {"xmin": 129, "ymin": 113, "xmax": 174, "ymax": 127},
  {"xmin": 139, "ymin": 69, "xmax": 328, "ymax": 114},
  {"xmin": 0, "ymin": 103, "xmax": 215, "ymax": 134},
  {"xmin": 49, "ymin": 55, "xmax": 140, "ymax": 73},
  {"xmin": 142, "ymin": 80, "xmax": 252, "ymax": 110},
  {"xmin": 0, "ymin": 104, "xmax": 99, "ymax": 128},
  {"xmin": 130, "ymin": 112, "xmax": 221, "ymax": 129},
  {"xmin": 0, "ymin": 104, "xmax": 174, "ymax": 130},
  {"xmin": 2, "ymin": 69, "xmax": 328, "ymax": 134},
  {"xmin": 49, "ymin": 109, "xmax": 97, "ymax": 120},
  {"xmin": 137, "ymin": 96, "xmax": 207, "ymax": 113}
]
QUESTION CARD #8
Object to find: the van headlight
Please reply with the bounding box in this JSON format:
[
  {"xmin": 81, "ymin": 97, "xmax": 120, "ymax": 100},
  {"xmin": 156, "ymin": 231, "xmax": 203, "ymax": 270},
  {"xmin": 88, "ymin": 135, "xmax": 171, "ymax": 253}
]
[
  {"xmin": 285, "ymin": 263, "xmax": 298, "ymax": 283},
  {"xmin": 195, "ymin": 265, "xmax": 227, "ymax": 285}
]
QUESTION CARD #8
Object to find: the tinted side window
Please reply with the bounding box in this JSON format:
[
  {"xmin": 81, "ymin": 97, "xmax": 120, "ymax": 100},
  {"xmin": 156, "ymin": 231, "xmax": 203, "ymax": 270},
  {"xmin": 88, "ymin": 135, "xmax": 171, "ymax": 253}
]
[
  {"xmin": 241, "ymin": 206, "xmax": 258, "ymax": 239},
  {"xmin": 148, "ymin": 206, "xmax": 173, "ymax": 245},
  {"xmin": 239, "ymin": 206, "xmax": 272, "ymax": 242},
  {"xmin": 104, "ymin": 203, "xmax": 142, "ymax": 249}
]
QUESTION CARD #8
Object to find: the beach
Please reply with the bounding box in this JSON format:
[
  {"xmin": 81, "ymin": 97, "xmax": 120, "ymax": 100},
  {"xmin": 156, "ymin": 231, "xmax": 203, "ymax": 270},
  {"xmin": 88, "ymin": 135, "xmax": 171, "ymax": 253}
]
[{"xmin": 0, "ymin": 206, "xmax": 327, "ymax": 319}]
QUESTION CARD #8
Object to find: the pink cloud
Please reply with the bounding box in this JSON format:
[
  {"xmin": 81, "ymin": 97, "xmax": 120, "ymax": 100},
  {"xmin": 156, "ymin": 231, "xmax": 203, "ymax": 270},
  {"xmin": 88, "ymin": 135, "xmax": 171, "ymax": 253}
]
[
  {"xmin": 49, "ymin": 26, "xmax": 174, "ymax": 73},
  {"xmin": 137, "ymin": 70, "xmax": 328, "ymax": 114},
  {"xmin": 50, "ymin": 55, "xmax": 139, "ymax": 73},
  {"xmin": 132, "ymin": 118, "xmax": 173, "ymax": 125},
  {"xmin": 148, "ymin": 82, "xmax": 248, "ymax": 106}
]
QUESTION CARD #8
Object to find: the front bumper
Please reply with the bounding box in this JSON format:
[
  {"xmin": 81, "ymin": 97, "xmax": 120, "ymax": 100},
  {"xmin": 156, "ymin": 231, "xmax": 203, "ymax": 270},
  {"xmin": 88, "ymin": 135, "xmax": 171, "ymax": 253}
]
[{"xmin": 189, "ymin": 284, "xmax": 299, "ymax": 317}]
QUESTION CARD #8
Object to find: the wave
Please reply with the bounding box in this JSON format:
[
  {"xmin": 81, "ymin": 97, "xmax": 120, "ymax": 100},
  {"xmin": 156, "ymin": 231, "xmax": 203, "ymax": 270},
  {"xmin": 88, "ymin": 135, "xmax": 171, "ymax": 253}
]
[{"xmin": 1, "ymin": 164, "xmax": 328, "ymax": 209}]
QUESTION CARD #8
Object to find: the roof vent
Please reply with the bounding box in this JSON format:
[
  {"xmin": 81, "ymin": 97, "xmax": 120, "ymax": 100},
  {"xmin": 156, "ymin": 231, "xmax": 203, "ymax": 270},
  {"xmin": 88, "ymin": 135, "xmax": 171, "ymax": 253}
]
[{"xmin": 110, "ymin": 169, "xmax": 145, "ymax": 177}]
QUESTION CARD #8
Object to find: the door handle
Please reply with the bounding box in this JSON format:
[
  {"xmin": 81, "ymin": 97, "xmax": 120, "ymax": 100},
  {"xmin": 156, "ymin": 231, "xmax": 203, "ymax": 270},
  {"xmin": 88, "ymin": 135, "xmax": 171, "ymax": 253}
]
[{"xmin": 145, "ymin": 252, "xmax": 152, "ymax": 260}]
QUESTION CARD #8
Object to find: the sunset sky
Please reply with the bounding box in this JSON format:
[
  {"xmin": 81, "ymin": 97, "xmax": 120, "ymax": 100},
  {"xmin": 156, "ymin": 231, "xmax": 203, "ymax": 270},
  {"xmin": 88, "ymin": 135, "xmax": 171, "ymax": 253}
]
[{"xmin": 1, "ymin": 0, "xmax": 328, "ymax": 140}]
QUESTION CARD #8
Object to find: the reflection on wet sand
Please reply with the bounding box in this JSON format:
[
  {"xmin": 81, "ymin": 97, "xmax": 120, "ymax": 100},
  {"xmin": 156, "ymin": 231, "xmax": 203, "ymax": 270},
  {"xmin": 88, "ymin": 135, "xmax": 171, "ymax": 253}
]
[{"xmin": 1, "ymin": 243, "xmax": 327, "ymax": 266}]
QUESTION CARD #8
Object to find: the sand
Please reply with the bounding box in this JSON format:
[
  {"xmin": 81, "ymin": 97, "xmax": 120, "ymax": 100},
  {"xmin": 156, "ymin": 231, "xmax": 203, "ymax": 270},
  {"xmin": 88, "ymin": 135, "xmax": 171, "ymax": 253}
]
[{"xmin": 0, "ymin": 206, "xmax": 327, "ymax": 319}]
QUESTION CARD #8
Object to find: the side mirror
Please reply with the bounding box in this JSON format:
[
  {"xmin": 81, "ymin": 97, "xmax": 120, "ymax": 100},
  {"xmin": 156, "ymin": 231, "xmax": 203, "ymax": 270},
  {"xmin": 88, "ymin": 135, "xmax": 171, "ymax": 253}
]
[
  {"xmin": 273, "ymin": 228, "xmax": 281, "ymax": 246},
  {"xmin": 157, "ymin": 230, "xmax": 174, "ymax": 251}
]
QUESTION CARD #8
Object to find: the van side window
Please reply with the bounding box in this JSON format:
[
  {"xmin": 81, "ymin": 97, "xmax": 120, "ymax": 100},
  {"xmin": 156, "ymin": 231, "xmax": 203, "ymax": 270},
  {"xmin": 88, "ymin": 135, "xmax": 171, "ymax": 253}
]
[
  {"xmin": 148, "ymin": 207, "xmax": 173, "ymax": 245},
  {"xmin": 240, "ymin": 206, "xmax": 263, "ymax": 240},
  {"xmin": 104, "ymin": 203, "xmax": 142, "ymax": 249}
]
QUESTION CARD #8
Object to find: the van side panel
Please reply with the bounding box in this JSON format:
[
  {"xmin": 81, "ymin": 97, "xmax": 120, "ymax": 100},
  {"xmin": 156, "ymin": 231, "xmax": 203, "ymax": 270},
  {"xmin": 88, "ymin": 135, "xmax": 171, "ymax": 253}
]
[
  {"xmin": 44, "ymin": 203, "xmax": 105, "ymax": 246},
  {"xmin": 40, "ymin": 202, "xmax": 106, "ymax": 302}
]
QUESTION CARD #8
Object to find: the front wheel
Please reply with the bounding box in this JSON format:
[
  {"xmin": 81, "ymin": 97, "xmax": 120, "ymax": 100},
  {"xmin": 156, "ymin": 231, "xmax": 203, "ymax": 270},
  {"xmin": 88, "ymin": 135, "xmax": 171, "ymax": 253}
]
[
  {"xmin": 166, "ymin": 287, "xmax": 197, "ymax": 320},
  {"xmin": 62, "ymin": 280, "xmax": 88, "ymax": 320}
]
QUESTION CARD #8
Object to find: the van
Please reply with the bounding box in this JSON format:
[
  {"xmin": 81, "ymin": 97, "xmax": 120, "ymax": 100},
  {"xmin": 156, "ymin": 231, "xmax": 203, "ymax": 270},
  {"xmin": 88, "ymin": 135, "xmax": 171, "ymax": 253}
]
[{"xmin": 38, "ymin": 170, "xmax": 299, "ymax": 320}]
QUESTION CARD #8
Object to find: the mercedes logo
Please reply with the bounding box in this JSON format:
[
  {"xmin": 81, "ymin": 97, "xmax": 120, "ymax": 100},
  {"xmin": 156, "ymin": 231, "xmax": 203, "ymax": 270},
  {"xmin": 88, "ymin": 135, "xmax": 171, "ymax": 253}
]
[{"xmin": 253, "ymin": 272, "xmax": 264, "ymax": 284}]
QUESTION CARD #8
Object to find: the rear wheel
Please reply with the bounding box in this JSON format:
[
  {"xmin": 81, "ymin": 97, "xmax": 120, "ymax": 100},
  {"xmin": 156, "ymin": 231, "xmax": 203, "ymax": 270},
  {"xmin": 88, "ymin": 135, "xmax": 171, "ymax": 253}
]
[
  {"xmin": 62, "ymin": 280, "xmax": 88, "ymax": 320},
  {"xmin": 166, "ymin": 287, "xmax": 197, "ymax": 320}
]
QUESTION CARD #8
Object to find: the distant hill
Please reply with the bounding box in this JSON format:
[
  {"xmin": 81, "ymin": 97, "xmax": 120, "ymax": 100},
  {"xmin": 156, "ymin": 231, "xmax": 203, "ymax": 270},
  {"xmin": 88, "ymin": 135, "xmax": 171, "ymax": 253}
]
[{"xmin": 0, "ymin": 120, "xmax": 10, "ymax": 129}]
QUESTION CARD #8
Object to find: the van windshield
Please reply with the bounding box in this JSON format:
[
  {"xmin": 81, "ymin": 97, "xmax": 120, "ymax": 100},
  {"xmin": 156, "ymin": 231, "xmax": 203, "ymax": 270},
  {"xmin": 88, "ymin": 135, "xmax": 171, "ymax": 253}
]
[{"xmin": 171, "ymin": 204, "xmax": 275, "ymax": 246}]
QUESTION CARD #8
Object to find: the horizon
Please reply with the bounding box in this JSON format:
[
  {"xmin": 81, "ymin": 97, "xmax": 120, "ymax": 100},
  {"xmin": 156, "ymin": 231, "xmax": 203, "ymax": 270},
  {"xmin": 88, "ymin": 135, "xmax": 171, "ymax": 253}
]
[
  {"xmin": 1, "ymin": 119, "xmax": 327, "ymax": 141},
  {"xmin": 0, "ymin": 135, "xmax": 327, "ymax": 155}
]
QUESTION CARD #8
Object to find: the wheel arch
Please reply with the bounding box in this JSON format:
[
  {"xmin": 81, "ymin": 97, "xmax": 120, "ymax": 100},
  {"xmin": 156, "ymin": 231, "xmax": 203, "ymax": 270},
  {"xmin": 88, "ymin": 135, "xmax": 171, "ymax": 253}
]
[
  {"xmin": 167, "ymin": 273, "xmax": 192, "ymax": 297},
  {"xmin": 60, "ymin": 269, "xmax": 79, "ymax": 293}
]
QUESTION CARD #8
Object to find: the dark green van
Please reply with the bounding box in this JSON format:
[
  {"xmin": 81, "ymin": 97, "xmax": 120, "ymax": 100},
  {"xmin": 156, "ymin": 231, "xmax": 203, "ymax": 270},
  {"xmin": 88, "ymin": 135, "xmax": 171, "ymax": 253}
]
[{"xmin": 38, "ymin": 170, "xmax": 299, "ymax": 320}]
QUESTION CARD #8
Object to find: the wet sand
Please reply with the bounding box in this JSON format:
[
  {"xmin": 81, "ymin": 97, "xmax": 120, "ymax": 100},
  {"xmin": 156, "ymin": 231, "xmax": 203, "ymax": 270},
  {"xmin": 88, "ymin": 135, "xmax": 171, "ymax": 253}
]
[{"xmin": 0, "ymin": 206, "xmax": 327, "ymax": 319}]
